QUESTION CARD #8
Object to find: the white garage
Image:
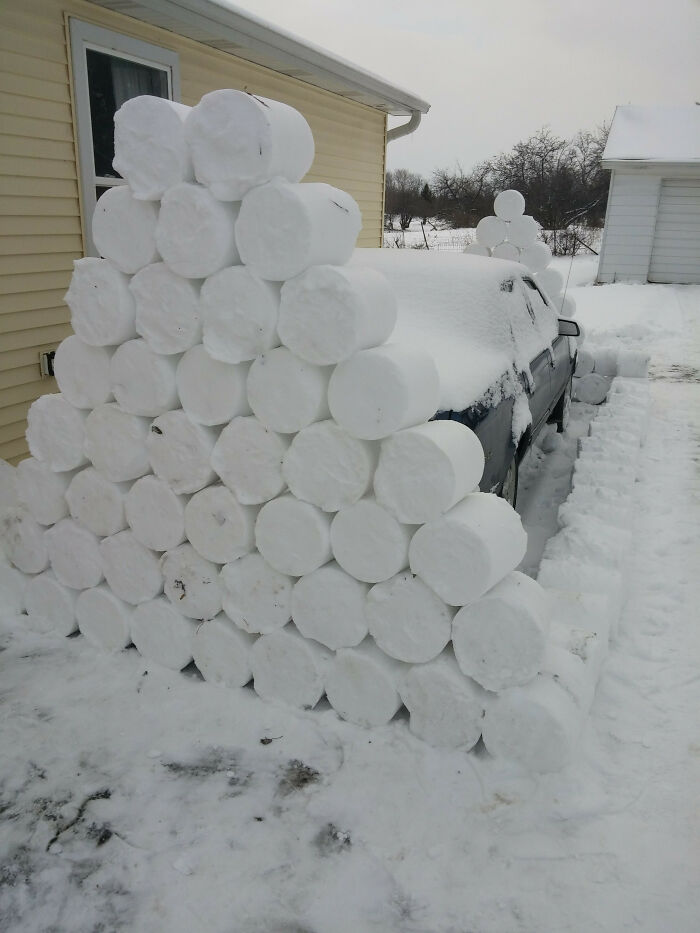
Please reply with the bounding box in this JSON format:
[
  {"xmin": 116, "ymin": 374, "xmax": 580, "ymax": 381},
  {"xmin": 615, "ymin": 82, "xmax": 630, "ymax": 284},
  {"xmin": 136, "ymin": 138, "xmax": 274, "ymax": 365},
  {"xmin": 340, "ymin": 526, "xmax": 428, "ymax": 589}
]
[{"xmin": 597, "ymin": 106, "xmax": 700, "ymax": 284}]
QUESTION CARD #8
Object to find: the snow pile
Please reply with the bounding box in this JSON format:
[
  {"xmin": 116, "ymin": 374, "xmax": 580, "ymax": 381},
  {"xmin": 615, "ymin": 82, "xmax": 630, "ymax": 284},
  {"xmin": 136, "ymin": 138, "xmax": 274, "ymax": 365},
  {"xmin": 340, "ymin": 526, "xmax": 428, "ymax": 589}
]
[{"xmin": 0, "ymin": 90, "xmax": 614, "ymax": 773}]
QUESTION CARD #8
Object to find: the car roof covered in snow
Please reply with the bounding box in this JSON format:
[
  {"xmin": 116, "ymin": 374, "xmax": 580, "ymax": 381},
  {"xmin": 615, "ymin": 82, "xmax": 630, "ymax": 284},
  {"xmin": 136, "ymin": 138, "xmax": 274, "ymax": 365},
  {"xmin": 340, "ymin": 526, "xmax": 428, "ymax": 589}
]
[
  {"xmin": 349, "ymin": 249, "xmax": 558, "ymax": 412},
  {"xmin": 602, "ymin": 106, "xmax": 700, "ymax": 164}
]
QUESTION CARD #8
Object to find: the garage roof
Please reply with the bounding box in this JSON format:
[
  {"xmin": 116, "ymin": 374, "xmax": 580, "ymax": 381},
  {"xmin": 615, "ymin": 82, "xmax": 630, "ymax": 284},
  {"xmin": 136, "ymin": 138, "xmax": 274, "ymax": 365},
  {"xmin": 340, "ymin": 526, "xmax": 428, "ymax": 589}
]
[
  {"xmin": 602, "ymin": 105, "xmax": 700, "ymax": 164},
  {"xmin": 91, "ymin": 0, "xmax": 430, "ymax": 116}
]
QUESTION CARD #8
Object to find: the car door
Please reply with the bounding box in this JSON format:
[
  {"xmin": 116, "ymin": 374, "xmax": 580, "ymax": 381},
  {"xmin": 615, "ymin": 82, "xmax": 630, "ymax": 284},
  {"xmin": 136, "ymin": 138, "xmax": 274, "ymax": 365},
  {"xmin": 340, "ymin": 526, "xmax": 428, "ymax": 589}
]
[{"xmin": 525, "ymin": 276, "xmax": 573, "ymax": 403}]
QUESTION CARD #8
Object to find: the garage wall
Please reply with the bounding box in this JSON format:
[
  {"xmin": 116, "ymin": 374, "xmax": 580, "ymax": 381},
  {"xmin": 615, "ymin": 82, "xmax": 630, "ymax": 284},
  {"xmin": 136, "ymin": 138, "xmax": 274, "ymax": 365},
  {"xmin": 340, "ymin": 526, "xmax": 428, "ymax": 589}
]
[
  {"xmin": 0, "ymin": 0, "xmax": 387, "ymax": 463},
  {"xmin": 597, "ymin": 172, "xmax": 661, "ymax": 283}
]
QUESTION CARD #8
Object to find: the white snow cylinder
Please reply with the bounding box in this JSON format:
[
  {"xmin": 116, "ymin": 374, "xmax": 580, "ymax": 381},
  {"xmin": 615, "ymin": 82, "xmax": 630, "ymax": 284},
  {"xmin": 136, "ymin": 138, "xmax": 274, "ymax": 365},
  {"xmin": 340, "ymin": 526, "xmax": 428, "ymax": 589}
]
[
  {"xmin": 113, "ymin": 95, "xmax": 194, "ymax": 200},
  {"xmin": 84, "ymin": 404, "xmax": 151, "ymax": 483},
  {"xmin": 110, "ymin": 339, "xmax": 180, "ymax": 417},
  {"xmin": 210, "ymin": 416, "xmax": 289, "ymax": 505},
  {"xmin": 64, "ymin": 257, "xmax": 137, "ymax": 347},
  {"xmin": 572, "ymin": 373, "xmax": 610, "ymax": 405},
  {"xmin": 494, "ymin": 190, "xmax": 526, "ymax": 221},
  {"xmin": 330, "ymin": 497, "xmax": 414, "ymax": 584},
  {"xmin": 277, "ymin": 264, "xmax": 398, "ymax": 366},
  {"xmin": 408, "ymin": 493, "xmax": 528, "ymax": 606},
  {"xmin": 616, "ymin": 349, "xmax": 649, "ymax": 379},
  {"xmin": 147, "ymin": 409, "xmax": 218, "ymax": 494},
  {"xmin": 506, "ymin": 214, "xmax": 538, "ymax": 249},
  {"xmin": 45, "ymin": 518, "xmax": 103, "ymax": 590},
  {"xmin": 246, "ymin": 348, "xmax": 331, "ymax": 434},
  {"xmin": 481, "ymin": 676, "xmax": 583, "ymax": 773},
  {"xmin": 25, "ymin": 570, "xmax": 77, "ymax": 636},
  {"xmin": 282, "ymin": 420, "xmax": 376, "ymax": 512},
  {"xmin": 592, "ymin": 347, "xmax": 618, "ymax": 377},
  {"xmin": 161, "ymin": 543, "xmax": 222, "ymax": 620},
  {"xmin": 399, "ymin": 650, "xmax": 486, "ymax": 750},
  {"xmin": 0, "ymin": 508, "xmax": 49, "ymax": 574},
  {"xmin": 574, "ymin": 348, "xmax": 595, "ymax": 377},
  {"xmin": 491, "ymin": 242, "xmax": 521, "ymax": 262},
  {"xmin": 124, "ymin": 475, "xmax": 186, "ymax": 551},
  {"xmin": 26, "ymin": 394, "xmax": 88, "ymax": 472},
  {"xmin": 463, "ymin": 242, "xmax": 491, "ymax": 257},
  {"xmin": 0, "ymin": 561, "xmax": 27, "ymax": 614},
  {"xmin": 373, "ymin": 420, "xmax": 484, "ymax": 524},
  {"xmin": 53, "ymin": 336, "xmax": 114, "ymax": 409},
  {"xmin": 176, "ymin": 345, "xmax": 251, "ymax": 426},
  {"xmin": 328, "ymin": 344, "xmax": 440, "ymax": 441},
  {"xmin": 156, "ymin": 183, "xmax": 240, "ymax": 279},
  {"xmin": 200, "ymin": 265, "xmax": 280, "ymax": 364},
  {"xmin": 184, "ymin": 485, "xmax": 258, "ymax": 564},
  {"xmin": 131, "ymin": 596, "xmax": 197, "ymax": 671},
  {"xmin": 16, "ymin": 458, "xmax": 73, "ymax": 525},
  {"xmin": 251, "ymin": 624, "xmax": 330, "ymax": 709},
  {"xmin": 92, "ymin": 185, "xmax": 159, "ymax": 274},
  {"xmin": 192, "ymin": 613, "xmax": 255, "ymax": 688},
  {"xmin": 475, "ymin": 216, "xmax": 507, "ymax": 248},
  {"xmin": 451, "ymin": 571, "xmax": 550, "ymax": 691},
  {"xmin": 100, "ymin": 530, "xmax": 163, "ymax": 605},
  {"xmin": 291, "ymin": 561, "xmax": 369, "ymax": 650},
  {"xmin": 366, "ymin": 570, "xmax": 454, "ymax": 664},
  {"xmin": 185, "ymin": 88, "xmax": 315, "ymax": 201},
  {"xmin": 520, "ymin": 241, "xmax": 552, "ymax": 274},
  {"xmin": 255, "ymin": 494, "xmax": 332, "ymax": 577},
  {"xmin": 220, "ymin": 551, "xmax": 293, "ymax": 635},
  {"xmin": 534, "ymin": 267, "xmax": 564, "ymax": 300},
  {"xmin": 65, "ymin": 468, "xmax": 128, "ymax": 537},
  {"xmin": 131, "ymin": 262, "xmax": 202, "ymax": 355},
  {"xmin": 235, "ymin": 179, "xmax": 362, "ymax": 281},
  {"xmin": 325, "ymin": 639, "xmax": 406, "ymax": 727},
  {"xmin": 76, "ymin": 584, "xmax": 132, "ymax": 652}
]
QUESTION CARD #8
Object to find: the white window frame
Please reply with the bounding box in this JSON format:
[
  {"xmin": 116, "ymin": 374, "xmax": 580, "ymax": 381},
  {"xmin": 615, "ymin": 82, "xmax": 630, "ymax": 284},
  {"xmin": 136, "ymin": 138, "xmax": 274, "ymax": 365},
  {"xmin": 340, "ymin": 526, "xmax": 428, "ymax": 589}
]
[{"xmin": 69, "ymin": 18, "xmax": 181, "ymax": 255}]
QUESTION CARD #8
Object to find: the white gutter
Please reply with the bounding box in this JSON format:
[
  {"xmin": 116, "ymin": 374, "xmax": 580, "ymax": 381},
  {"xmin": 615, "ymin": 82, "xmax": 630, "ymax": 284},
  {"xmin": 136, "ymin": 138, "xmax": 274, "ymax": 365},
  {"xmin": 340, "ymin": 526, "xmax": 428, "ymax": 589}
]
[{"xmin": 387, "ymin": 110, "xmax": 422, "ymax": 143}]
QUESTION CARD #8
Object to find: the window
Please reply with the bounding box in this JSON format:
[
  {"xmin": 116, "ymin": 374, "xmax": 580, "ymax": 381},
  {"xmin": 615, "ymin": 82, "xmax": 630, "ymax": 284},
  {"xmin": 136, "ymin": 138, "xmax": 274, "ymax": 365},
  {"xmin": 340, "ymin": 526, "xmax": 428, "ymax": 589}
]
[{"xmin": 69, "ymin": 19, "xmax": 181, "ymax": 254}]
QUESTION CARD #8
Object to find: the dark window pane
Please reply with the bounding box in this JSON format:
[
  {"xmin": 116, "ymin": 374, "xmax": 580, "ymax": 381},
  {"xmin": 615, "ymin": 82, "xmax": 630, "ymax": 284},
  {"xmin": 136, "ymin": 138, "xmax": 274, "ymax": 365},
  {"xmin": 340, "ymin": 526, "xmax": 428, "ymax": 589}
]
[{"xmin": 86, "ymin": 49, "xmax": 168, "ymax": 179}]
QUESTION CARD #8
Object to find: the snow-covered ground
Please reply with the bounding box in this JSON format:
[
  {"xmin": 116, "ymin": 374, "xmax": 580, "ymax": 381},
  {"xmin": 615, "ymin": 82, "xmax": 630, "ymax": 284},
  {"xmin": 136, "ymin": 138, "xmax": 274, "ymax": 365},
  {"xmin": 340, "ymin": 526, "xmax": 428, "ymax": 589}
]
[{"xmin": 2, "ymin": 260, "xmax": 699, "ymax": 933}]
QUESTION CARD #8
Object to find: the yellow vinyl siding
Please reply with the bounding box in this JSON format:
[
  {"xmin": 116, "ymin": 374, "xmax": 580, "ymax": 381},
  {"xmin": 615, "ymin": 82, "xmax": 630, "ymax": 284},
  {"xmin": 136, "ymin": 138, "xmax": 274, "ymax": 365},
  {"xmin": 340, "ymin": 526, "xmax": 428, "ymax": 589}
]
[{"xmin": 0, "ymin": 0, "xmax": 387, "ymax": 464}]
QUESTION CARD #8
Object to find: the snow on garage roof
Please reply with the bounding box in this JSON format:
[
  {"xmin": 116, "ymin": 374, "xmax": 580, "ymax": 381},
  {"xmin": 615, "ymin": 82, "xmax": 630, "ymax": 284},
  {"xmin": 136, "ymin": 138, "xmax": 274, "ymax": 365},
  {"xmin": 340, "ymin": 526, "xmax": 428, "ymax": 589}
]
[
  {"xmin": 90, "ymin": 0, "xmax": 430, "ymax": 116},
  {"xmin": 602, "ymin": 105, "xmax": 700, "ymax": 163}
]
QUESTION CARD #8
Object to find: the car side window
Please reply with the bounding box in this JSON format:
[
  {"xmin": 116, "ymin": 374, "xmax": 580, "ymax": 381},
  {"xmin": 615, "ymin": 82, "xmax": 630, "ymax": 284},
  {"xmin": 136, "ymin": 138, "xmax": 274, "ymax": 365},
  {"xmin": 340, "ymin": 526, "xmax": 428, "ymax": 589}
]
[{"xmin": 521, "ymin": 276, "xmax": 558, "ymax": 340}]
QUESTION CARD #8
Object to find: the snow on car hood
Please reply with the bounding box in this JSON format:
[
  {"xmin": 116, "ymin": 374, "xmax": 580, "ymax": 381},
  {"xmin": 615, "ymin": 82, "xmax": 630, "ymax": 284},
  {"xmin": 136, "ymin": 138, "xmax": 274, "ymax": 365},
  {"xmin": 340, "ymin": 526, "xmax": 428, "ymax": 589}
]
[{"xmin": 349, "ymin": 249, "xmax": 557, "ymax": 414}]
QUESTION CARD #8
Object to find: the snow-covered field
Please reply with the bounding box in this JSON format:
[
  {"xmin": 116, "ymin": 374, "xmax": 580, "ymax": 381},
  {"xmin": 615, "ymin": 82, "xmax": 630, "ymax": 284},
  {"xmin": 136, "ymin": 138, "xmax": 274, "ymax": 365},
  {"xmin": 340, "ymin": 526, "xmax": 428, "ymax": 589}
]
[{"xmin": 2, "ymin": 259, "xmax": 699, "ymax": 933}]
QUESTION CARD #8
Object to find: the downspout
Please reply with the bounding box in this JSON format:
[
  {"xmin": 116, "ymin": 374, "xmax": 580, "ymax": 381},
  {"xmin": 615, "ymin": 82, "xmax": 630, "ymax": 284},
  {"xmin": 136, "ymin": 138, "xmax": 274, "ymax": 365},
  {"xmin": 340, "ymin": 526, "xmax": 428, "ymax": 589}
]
[{"xmin": 386, "ymin": 110, "xmax": 422, "ymax": 143}]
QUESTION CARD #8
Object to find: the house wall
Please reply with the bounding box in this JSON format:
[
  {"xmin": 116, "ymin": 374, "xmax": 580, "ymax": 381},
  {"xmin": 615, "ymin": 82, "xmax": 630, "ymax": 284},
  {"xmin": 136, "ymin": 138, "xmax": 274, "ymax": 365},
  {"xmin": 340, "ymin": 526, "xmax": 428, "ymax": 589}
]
[
  {"xmin": 596, "ymin": 172, "xmax": 661, "ymax": 283},
  {"xmin": 0, "ymin": 0, "xmax": 387, "ymax": 463}
]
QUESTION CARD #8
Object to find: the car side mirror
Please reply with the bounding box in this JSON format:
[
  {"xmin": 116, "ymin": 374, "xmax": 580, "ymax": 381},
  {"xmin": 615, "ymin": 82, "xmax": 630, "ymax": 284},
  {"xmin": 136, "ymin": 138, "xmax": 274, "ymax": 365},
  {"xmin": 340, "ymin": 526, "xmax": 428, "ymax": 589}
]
[{"xmin": 558, "ymin": 318, "xmax": 580, "ymax": 337}]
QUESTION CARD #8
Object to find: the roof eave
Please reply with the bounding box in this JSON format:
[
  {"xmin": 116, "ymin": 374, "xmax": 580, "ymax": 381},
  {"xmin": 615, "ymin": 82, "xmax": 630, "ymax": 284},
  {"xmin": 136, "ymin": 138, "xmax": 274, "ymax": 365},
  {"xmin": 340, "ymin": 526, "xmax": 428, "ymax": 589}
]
[
  {"xmin": 89, "ymin": 0, "xmax": 430, "ymax": 116},
  {"xmin": 602, "ymin": 158, "xmax": 700, "ymax": 171}
]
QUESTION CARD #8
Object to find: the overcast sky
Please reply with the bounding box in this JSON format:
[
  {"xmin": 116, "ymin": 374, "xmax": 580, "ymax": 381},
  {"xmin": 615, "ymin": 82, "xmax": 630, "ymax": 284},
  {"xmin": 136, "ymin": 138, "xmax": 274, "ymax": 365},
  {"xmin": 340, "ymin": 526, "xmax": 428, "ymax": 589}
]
[{"xmin": 235, "ymin": 0, "xmax": 700, "ymax": 179}]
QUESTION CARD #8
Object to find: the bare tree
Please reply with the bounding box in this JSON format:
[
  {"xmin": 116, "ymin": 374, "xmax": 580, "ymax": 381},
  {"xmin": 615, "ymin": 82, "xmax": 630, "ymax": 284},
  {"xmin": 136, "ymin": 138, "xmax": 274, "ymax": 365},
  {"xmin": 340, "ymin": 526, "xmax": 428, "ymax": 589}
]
[{"xmin": 385, "ymin": 168, "xmax": 426, "ymax": 230}]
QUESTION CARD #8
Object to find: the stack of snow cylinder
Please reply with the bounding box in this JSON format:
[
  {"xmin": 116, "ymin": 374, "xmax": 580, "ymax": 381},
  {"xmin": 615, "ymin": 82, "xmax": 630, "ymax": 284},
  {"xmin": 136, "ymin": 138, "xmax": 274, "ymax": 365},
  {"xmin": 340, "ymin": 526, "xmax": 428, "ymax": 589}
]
[
  {"xmin": 0, "ymin": 90, "xmax": 605, "ymax": 772},
  {"xmin": 465, "ymin": 189, "xmax": 576, "ymax": 320},
  {"xmin": 572, "ymin": 345, "xmax": 649, "ymax": 405}
]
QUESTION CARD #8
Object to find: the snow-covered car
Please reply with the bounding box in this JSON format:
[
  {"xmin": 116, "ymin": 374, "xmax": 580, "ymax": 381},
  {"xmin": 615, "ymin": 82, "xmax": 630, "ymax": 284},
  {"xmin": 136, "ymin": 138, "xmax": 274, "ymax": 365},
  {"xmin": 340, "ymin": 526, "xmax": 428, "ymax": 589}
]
[{"xmin": 349, "ymin": 250, "xmax": 579, "ymax": 505}]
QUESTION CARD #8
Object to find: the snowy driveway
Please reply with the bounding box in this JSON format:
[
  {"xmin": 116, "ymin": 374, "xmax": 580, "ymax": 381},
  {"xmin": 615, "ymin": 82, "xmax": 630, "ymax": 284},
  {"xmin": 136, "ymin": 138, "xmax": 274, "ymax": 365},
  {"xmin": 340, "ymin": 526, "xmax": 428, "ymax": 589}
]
[{"xmin": 1, "ymin": 268, "xmax": 699, "ymax": 933}]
